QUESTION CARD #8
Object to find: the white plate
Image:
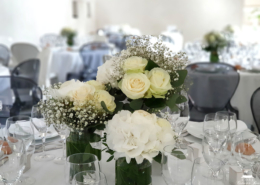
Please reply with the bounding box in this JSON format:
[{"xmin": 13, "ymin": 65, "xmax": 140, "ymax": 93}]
[
  {"xmin": 186, "ymin": 120, "xmax": 248, "ymax": 139},
  {"xmin": 35, "ymin": 135, "xmax": 61, "ymax": 146}
]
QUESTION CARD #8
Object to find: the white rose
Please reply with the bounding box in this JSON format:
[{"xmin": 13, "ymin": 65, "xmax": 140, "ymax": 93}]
[
  {"xmin": 146, "ymin": 68, "xmax": 172, "ymax": 98},
  {"xmin": 68, "ymin": 83, "xmax": 95, "ymax": 101},
  {"xmin": 119, "ymin": 73, "xmax": 150, "ymax": 100},
  {"xmin": 86, "ymin": 80, "xmax": 105, "ymax": 90},
  {"xmin": 94, "ymin": 90, "xmax": 116, "ymax": 112},
  {"xmin": 123, "ymin": 56, "xmax": 148, "ymax": 73},
  {"xmin": 157, "ymin": 118, "xmax": 171, "ymax": 129}
]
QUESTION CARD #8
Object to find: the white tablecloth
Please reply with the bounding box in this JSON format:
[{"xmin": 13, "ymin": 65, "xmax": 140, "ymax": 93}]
[
  {"xmin": 51, "ymin": 50, "xmax": 84, "ymax": 83},
  {"xmin": 231, "ymin": 71, "xmax": 260, "ymax": 131},
  {"xmin": 21, "ymin": 149, "xmax": 165, "ymax": 185}
]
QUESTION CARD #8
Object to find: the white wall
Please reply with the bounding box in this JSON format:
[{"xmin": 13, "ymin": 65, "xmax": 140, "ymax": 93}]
[
  {"xmin": 95, "ymin": 0, "xmax": 244, "ymax": 42},
  {"xmin": 0, "ymin": 0, "xmax": 96, "ymax": 45}
]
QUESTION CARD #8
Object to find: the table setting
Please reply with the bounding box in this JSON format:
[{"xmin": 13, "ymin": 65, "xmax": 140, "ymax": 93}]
[{"xmin": 0, "ymin": 35, "xmax": 260, "ymax": 185}]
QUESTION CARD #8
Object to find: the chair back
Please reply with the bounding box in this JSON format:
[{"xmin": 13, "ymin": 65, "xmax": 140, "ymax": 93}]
[
  {"xmin": 0, "ymin": 76, "xmax": 42, "ymax": 124},
  {"xmin": 40, "ymin": 34, "xmax": 66, "ymax": 48},
  {"xmin": 251, "ymin": 87, "xmax": 260, "ymax": 132},
  {"xmin": 11, "ymin": 42, "xmax": 39, "ymax": 64},
  {"xmin": 12, "ymin": 59, "xmax": 40, "ymax": 84},
  {"xmin": 0, "ymin": 44, "xmax": 10, "ymax": 66},
  {"xmin": 79, "ymin": 42, "xmax": 111, "ymax": 81},
  {"xmin": 187, "ymin": 62, "xmax": 239, "ymax": 112}
]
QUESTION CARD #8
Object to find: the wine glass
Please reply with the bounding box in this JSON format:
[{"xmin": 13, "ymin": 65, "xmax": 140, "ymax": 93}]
[
  {"xmin": 215, "ymin": 111, "xmax": 237, "ymax": 136},
  {"xmin": 203, "ymin": 113, "xmax": 216, "ymax": 137},
  {"xmin": 232, "ymin": 130, "xmax": 260, "ymax": 179},
  {"xmin": 162, "ymin": 144, "xmax": 194, "ymax": 185},
  {"xmin": 159, "ymin": 106, "xmax": 180, "ymax": 124},
  {"xmin": 256, "ymin": 165, "xmax": 260, "ymax": 183},
  {"xmin": 53, "ymin": 123, "xmax": 68, "ymax": 165},
  {"xmin": 202, "ymin": 136, "xmax": 227, "ymax": 180},
  {"xmin": 191, "ymin": 157, "xmax": 226, "ymax": 185},
  {"xmin": 0, "ymin": 133, "xmax": 27, "ymax": 185},
  {"xmin": 31, "ymin": 104, "xmax": 55, "ymax": 161},
  {"xmin": 72, "ymin": 171, "xmax": 108, "ymax": 185},
  {"xmin": 5, "ymin": 116, "xmax": 36, "ymax": 185}
]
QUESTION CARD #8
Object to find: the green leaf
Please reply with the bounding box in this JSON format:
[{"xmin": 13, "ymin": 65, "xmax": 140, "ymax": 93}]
[
  {"xmin": 171, "ymin": 70, "xmax": 188, "ymax": 87},
  {"xmin": 153, "ymin": 153, "xmax": 162, "ymax": 164},
  {"xmin": 123, "ymin": 103, "xmax": 134, "ymax": 112},
  {"xmin": 166, "ymin": 94, "xmax": 179, "ymax": 111},
  {"xmin": 145, "ymin": 59, "xmax": 159, "ymax": 71},
  {"xmin": 95, "ymin": 124, "xmax": 105, "ymax": 130},
  {"xmin": 171, "ymin": 150, "xmax": 186, "ymax": 160},
  {"xmin": 107, "ymin": 156, "xmax": 114, "ymax": 162},
  {"xmin": 114, "ymin": 101, "xmax": 124, "ymax": 114},
  {"xmin": 130, "ymin": 99, "xmax": 143, "ymax": 110},
  {"xmin": 176, "ymin": 95, "xmax": 187, "ymax": 104},
  {"xmin": 114, "ymin": 94, "xmax": 126, "ymax": 101},
  {"xmin": 144, "ymin": 98, "xmax": 166, "ymax": 109},
  {"xmin": 101, "ymin": 101, "xmax": 113, "ymax": 114},
  {"xmin": 88, "ymin": 133, "xmax": 101, "ymax": 142}
]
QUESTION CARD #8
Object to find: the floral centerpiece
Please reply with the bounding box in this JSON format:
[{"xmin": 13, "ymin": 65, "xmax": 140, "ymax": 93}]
[
  {"xmin": 104, "ymin": 110, "xmax": 176, "ymax": 185},
  {"xmin": 60, "ymin": 27, "xmax": 76, "ymax": 47},
  {"xmin": 203, "ymin": 31, "xmax": 227, "ymax": 63},
  {"xmin": 96, "ymin": 36, "xmax": 189, "ymax": 114},
  {"xmin": 38, "ymin": 79, "xmax": 116, "ymax": 160}
]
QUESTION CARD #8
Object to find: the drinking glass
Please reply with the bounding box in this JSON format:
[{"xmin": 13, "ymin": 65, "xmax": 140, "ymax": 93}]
[
  {"xmin": 31, "ymin": 105, "xmax": 55, "ymax": 161},
  {"xmin": 53, "ymin": 123, "xmax": 68, "ymax": 165},
  {"xmin": 159, "ymin": 106, "xmax": 180, "ymax": 124},
  {"xmin": 5, "ymin": 116, "xmax": 36, "ymax": 185},
  {"xmin": 256, "ymin": 165, "xmax": 260, "ymax": 183},
  {"xmin": 162, "ymin": 144, "xmax": 194, "ymax": 185},
  {"xmin": 191, "ymin": 157, "xmax": 226, "ymax": 185},
  {"xmin": 232, "ymin": 130, "xmax": 260, "ymax": 179},
  {"xmin": 215, "ymin": 111, "xmax": 237, "ymax": 136},
  {"xmin": 0, "ymin": 134, "xmax": 27, "ymax": 185},
  {"xmin": 72, "ymin": 171, "xmax": 108, "ymax": 185},
  {"xmin": 203, "ymin": 113, "xmax": 216, "ymax": 137},
  {"xmin": 65, "ymin": 153, "xmax": 100, "ymax": 184},
  {"xmin": 202, "ymin": 136, "xmax": 227, "ymax": 181}
]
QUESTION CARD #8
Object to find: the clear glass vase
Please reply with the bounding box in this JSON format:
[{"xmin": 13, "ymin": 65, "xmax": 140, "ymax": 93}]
[
  {"xmin": 115, "ymin": 157, "xmax": 152, "ymax": 185},
  {"xmin": 210, "ymin": 50, "xmax": 219, "ymax": 63},
  {"xmin": 66, "ymin": 128, "xmax": 102, "ymax": 160}
]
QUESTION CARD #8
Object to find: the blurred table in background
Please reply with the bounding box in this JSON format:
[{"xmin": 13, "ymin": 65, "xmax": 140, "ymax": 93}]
[
  {"xmin": 51, "ymin": 49, "xmax": 83, "ymax": 83},
  {"xmin": 231, "ymin": 71, "xmax": 260, "ymax": 131}
]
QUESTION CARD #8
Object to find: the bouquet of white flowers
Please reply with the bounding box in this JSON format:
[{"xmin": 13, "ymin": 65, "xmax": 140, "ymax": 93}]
[
  {"xmin": 97, "ymin": 35, "xmax": 189, "ymax": 114},
  {"xmin": 38, "ymin": 79, "xmax": 116, "ymax": 159},
  {"xmin": 104, "ymin": 110, "xmax": 176, "ymax": 185}
]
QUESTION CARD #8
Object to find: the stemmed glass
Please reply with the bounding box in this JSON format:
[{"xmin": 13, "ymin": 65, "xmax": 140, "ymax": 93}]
[
  {"xmin": 215, "ymin": 111, "xmax": 237, "ymax": 137},
  {"xmin": 72, "ymin": 171, "xmax": 108, "ymax": 185},
  {"xmin": 0, "ymin": 132, "xmax": 27, "ymax": 185},
  {"xmin": 191, "ymin": 157, "xmax": 226, "ymax": 185},
  {"xmin": 162, "ymin": 144, "xmax": 194, "ymax": 185},
  {"xmin": 53, "ymin": 123, "xmax": 68, "ymax": 165},
  {"xmin": 232, "ymin": 130, "xmax": 260, "ymax": 180},
  {"xmin": 203, "ymin": 113, "xmax": 216, "ymax": 137},
  {"xmin": 31, "ymin": 105, "xmax": 55, "ymax": 161},
  {"xmin": 202, "ymin": 136, "xmax": 226, "ymax": 181},
  {"xmin": 5, "ymin": 116, "xmax": 36, "ymax": 185}
]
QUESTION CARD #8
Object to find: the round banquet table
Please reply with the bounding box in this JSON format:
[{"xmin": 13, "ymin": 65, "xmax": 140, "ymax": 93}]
[
  {"xmin": 231, "ymin": 71, "xmax": 260, "ymax": 131},
  {"xmin": 51, "ymin": 49, "xmax": 84, "ymax": 83}
]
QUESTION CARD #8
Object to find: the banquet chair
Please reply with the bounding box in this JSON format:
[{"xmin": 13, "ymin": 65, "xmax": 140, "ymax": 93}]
[
  {"xmin": 251, "ymin": 87, "xmax": 260, "ymax": 132},
  {"xmin": 68, "ymin": 42, "xmax": 111, "ymax": 81},
  {"xmin": 12, "ymin": 59, "xmax": 40, "ymax": 84},
  {"xmin": 0, "ymin": 76, "xmax": 42, "ymax": 125},
  {"xmin": 0, "ymin": 44, "xmax": 10, "ymax": 66},
  {"xmin": 40, "ymin": 34, "xmax": 66, "ymax": 48},
  {"xmin": 11, "ymin": 42, "xmax": 40, "ymax": 65},
  {"xmin": 187, "ymin": 62, "xmax": 239, "ymax": 121}
]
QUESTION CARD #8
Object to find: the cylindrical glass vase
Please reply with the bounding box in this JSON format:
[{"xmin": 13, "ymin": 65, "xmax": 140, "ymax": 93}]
[
  {"xmin": 115, "ymin": 157, "xmax": 152, "ymax": 185},
  {"xmin": 66, "ymin": 128, "xmax": 102, "ymax": 160},
  {"xmin": 210, "ymin": 50, "xmax": 219, "ymax": 63}
]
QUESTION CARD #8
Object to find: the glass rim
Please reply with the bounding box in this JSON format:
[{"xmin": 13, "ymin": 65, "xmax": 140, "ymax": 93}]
[
  {"xmin": 66, "ymin": 153, "xmax": 98, "ymax": 165},
  {"xmin": 73, "ymin": 170, "xmax": 106, "ymax": 183},
  {"xmin": 215, "ymin": 111, "xmax": 236, "ymax": 116},
  {"xmin": 6, "ymin": 115, "xmax": 31, "ymax": 121},
  {"xmin": 163, "ymin": 144, "xmax": 193, "ymax": 156}
]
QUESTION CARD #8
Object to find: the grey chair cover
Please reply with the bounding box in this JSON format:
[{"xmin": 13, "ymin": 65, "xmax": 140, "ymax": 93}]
[
  {"xmin": 79, "ymin": 42, "xmax": 111, "ymax": 81},
  {"xmin": 187, "ymin": 62, "xmax": 239, "ymax": 121},
  {"xmin": 12, "ymin": 59, "xmax": 40, "ymax": 84},
  {"xmin": 0, "ymin": 44, "xmax": 10, "ymax": 66},
  {"xmin": 251, "ymin": 87, "xmax": 260, "ymax": 132},
  {"xmin": 0, "ymin": 76, "xmax": 42, "ymax": 125}
]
